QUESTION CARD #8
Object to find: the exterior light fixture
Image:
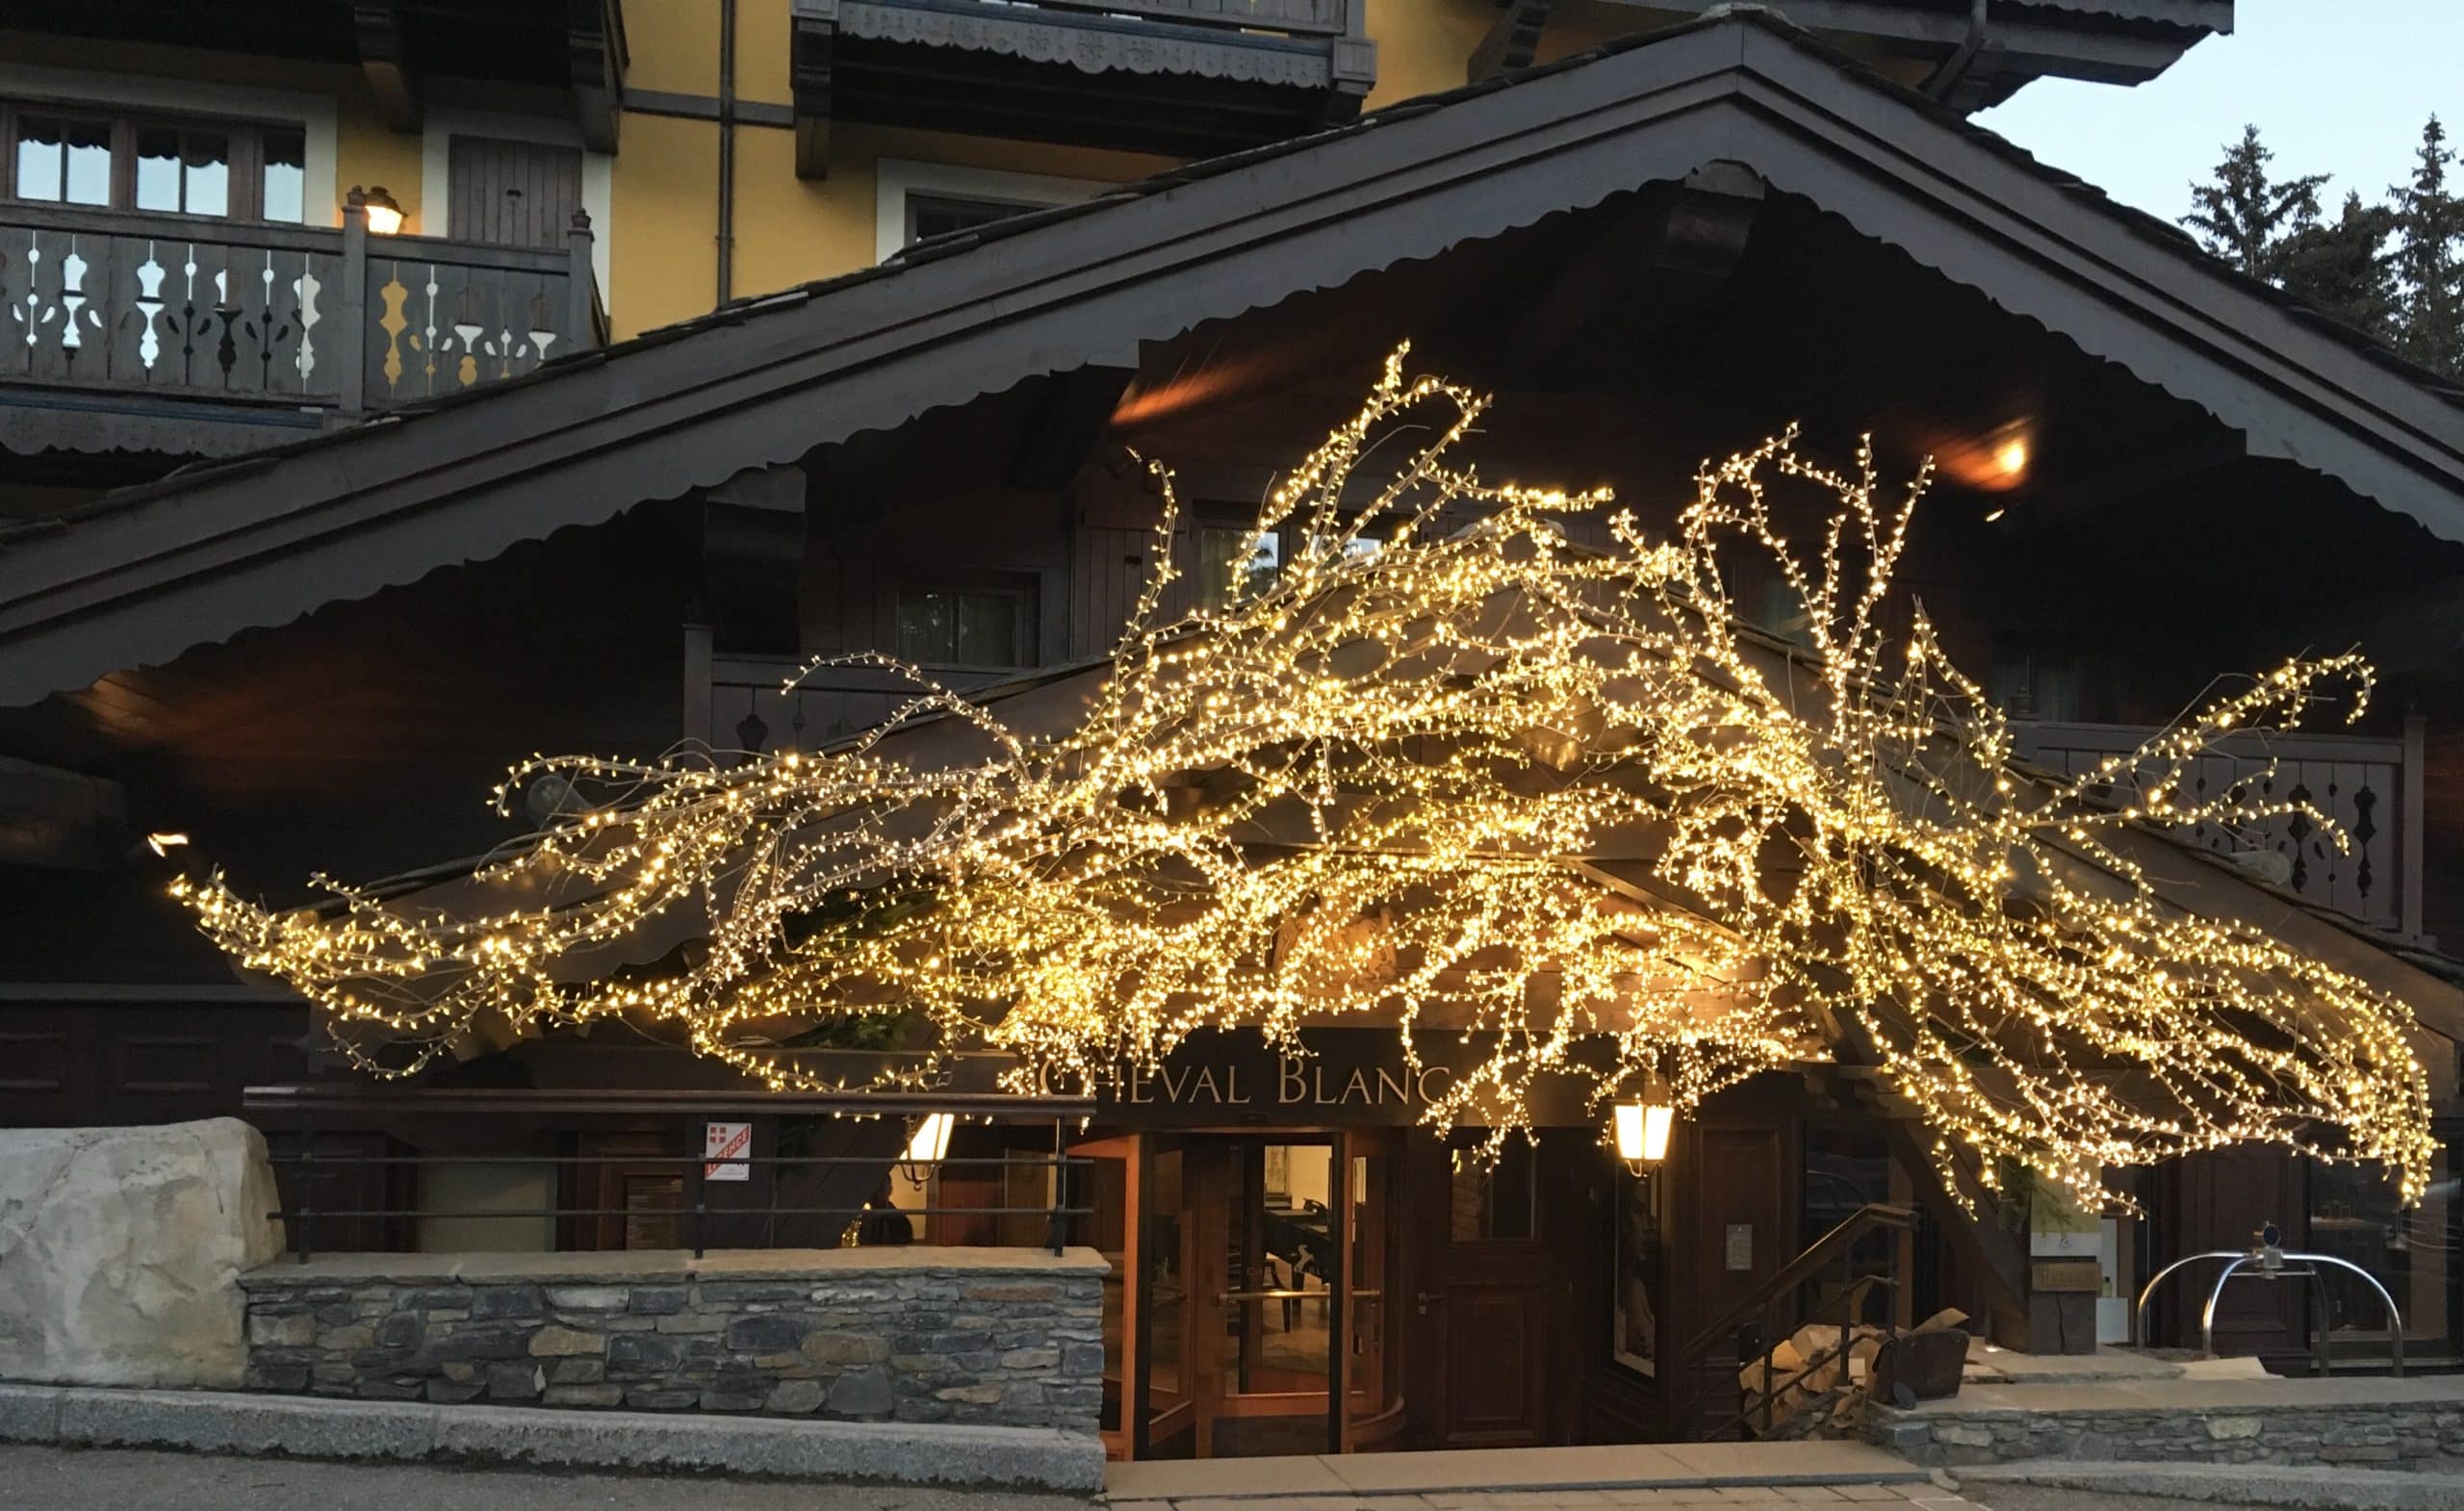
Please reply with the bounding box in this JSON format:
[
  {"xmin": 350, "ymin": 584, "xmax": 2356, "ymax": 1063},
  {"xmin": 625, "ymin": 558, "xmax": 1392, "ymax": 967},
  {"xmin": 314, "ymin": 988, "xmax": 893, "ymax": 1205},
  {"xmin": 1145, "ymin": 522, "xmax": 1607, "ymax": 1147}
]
[
  {"xmin": 1613, "ymin": 1098, "xmax": 1673, "ymax": 1170},
  {"xmin": 144, "ymin": 832, "xmax": 190, "ymax": 856},
  {"xmin": 900, "ymin": 1111, "xmax": 954, "ymax": 1181},
  {"xmin": 359, "ymin": 185, "xmax": 404, "ymax": 236}
]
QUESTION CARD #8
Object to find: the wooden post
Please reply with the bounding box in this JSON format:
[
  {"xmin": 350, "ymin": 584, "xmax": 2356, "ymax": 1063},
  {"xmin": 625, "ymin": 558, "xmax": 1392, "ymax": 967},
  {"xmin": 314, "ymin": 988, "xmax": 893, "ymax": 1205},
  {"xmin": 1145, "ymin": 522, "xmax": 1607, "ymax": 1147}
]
[
  {"xmin": 2403, "ymin": 708, "xmax": 2428, "ymax": 944},
  {"xmin": 681, "ymin": 622, "xmax": 715, "ymax": 747},
  {"xmin": 336, "ymin": 187, "xmax": 370, "ymax": 417},
  {"xmin": 567, "ymin": 208, "xmax": 601, "ymax": 350}
]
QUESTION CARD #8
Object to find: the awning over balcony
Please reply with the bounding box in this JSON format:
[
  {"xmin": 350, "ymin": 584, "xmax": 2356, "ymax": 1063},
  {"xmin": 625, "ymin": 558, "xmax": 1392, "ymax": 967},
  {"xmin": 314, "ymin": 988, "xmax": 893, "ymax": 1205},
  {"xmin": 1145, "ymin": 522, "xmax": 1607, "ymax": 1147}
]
[{"xmin": 789, "ymin": 0, "xmax": 1376, "ymax": 170}]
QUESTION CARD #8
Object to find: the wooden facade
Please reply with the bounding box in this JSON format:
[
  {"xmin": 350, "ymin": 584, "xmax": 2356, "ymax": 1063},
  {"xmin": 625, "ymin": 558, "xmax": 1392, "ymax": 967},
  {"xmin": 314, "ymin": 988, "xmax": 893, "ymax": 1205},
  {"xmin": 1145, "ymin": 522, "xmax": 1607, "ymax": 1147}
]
[{"xmin": 9, "ymin": 0, "xmax": 2464, "ymax": 1452}]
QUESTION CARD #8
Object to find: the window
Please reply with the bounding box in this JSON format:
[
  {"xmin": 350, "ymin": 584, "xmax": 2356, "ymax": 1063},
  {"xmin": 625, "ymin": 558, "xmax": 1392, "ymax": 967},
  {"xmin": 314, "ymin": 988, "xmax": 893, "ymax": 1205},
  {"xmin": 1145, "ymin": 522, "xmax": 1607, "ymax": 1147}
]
[
  {"xmin": 1612, "ymin": 1163, "xmax": 1664, "ymax": 1377},
  {"xmin": 3, "ymin": 103, "xmax": 308, "ymax": 222},
  {"xmin": 1447, "ymin": 1135, "xmax": 1536, "ymax": 1241},
  {"xmin": 1196, "ymin": 525, "xmax": 1281, "ymax": 612},
  {"xmin": 875, "ymin": 160, "xmax": 1111, "ymax": 262},
  {"xmin": 906, "ymin": 192, "xmax": 1041, "ymax": 245},
  {"xmin": 13, "ymin": 115, "xmax": 110, "ymax": 205},
  {"xmin": 896, "ymin": 587, "xmax": 1025, "ymax": 668}
]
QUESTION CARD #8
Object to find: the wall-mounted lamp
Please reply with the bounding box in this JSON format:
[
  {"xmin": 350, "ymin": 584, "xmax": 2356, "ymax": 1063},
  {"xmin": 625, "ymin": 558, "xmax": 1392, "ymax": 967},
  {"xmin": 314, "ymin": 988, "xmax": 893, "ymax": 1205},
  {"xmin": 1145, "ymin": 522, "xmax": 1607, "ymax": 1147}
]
[
  {"xmin": 900, "ymin": 1111, "xmax": 954, "ymax": 1182},
  {"xmin": 358, "ymin": 185, "xmax": 404, "ymax": 236},
  {"xmin": 1612, "ymin": 1098, "xmax": 1673, "ymax": 1171},
  {"xmin": 143, "ymin": 832, "xmax": 191, "ymax": 857}
]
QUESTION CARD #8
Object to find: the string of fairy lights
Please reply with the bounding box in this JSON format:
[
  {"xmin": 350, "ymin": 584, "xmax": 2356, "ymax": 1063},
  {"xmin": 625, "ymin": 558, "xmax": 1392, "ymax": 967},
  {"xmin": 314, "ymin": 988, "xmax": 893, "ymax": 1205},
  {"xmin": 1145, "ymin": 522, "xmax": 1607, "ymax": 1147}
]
[{"xmin": 171, "ymin": 346, "xmax": 2436, "ymax": 1207}]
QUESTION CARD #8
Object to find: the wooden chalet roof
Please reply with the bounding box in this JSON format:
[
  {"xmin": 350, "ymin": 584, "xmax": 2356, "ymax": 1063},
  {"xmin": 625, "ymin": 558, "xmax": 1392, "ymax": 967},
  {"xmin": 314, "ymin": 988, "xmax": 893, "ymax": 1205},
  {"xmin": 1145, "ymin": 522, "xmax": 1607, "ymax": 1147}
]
[{"xmin": 4, "ymin": 7, "xmax": 2462, "ymax": 708}]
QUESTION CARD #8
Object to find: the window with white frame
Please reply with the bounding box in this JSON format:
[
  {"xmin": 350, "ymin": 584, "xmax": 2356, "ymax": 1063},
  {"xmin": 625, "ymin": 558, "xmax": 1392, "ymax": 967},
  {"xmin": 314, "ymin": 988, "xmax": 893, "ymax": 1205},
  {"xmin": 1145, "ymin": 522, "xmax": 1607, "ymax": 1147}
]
[{"xmin": 874, "ymin": 159, "xmax": 1113, "ymax": 262}]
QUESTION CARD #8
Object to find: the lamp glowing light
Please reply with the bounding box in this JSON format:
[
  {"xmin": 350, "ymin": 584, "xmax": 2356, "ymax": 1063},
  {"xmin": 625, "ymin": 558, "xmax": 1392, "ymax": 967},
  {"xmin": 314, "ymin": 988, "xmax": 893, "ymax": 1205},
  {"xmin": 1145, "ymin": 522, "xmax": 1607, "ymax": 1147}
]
[
  {"xmin": 359, "ymin": 186, "xmax": 404, "ymax": 236},
  {"xmin": 144, "ymin": 832, "xmax": 191, "ymax": 856},
  {"xmin": 901, "ymin": 1112, "xmax": 954, "ymax": 1176},
  {"xmin": 1613, "ymin": 1100, "xmax": 1673, "ymax": 1166}
]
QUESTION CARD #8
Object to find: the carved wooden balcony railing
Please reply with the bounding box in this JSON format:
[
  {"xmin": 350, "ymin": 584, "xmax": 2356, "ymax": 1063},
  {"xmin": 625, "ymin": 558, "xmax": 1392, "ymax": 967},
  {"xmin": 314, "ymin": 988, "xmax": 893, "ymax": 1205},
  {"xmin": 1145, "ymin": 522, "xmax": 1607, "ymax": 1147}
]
[
  {"xmin": 0, "ymin": 203, "xmax": 603, "ymax": 459},
  {"xmin": 687, "ymin": 642, "xmax": 1019, "ymax": 760},
  {"xmin": 790, "ymin": 0, "xmax": 1377, "ymax": 172},
  {"xmin": 2015, "ymin": 718, "xmax": 2429, "ymax": 944}
]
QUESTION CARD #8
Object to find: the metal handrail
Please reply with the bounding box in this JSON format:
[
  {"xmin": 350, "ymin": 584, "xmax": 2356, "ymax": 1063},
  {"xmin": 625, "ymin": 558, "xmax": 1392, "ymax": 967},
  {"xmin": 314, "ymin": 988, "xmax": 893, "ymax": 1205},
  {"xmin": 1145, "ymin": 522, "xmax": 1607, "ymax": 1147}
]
[
  {"xmin": 1677, "ymin": 1203, "xmax": 1918, "ymax": 1366},
  {"xmin": 2135, "ymin": 1248, "xmax": 2405, "ymax": 1376}
]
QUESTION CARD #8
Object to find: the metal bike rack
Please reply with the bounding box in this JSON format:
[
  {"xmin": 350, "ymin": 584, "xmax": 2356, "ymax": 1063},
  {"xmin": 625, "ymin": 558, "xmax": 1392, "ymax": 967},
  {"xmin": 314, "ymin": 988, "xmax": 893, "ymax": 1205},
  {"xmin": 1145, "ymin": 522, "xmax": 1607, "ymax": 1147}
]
[{"xmin": 2134, "ymin": 1234, "xmax": 2404, "ymax": 1377}]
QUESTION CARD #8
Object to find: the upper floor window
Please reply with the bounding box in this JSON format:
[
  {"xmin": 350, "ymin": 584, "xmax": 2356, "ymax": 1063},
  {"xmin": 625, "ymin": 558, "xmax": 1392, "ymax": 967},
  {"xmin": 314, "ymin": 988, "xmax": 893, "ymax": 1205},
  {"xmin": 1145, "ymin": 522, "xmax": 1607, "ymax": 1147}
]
[
  {"xmin": 906, "ymin": 192, "xmax": 1041, "ymax": 245},
  {"xmin": 3, "ymin": 103, "xmax": 307, "ymax": 223},
  {"xmin": 875, "ymin": 159, "xmax": 1111, "ymax": 262},
  {"xmin": 896, "ymin": 586, "xmax": 1026, "ymax": 669}
]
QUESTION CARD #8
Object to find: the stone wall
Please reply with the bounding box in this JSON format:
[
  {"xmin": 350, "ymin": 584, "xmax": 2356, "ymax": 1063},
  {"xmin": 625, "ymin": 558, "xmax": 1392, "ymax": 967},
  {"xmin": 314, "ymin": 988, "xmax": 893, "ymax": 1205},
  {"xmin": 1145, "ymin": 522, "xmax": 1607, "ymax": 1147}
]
[
  {"xmin": 0, "ymin": 1119, "xmax": 286, "ymax": 1389},
  {"xmin": 1870, "ymin": 1386, "xmax": 2464, "ymax": 1473},
  {"xmin": 239, "ymin": 1247, "xmax": 1106, "ymax": 1432}
]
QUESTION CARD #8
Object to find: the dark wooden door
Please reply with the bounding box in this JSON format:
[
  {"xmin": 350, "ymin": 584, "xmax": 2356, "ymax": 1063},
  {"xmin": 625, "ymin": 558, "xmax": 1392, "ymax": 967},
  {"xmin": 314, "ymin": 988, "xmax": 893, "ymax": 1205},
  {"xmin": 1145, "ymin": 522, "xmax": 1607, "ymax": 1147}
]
[
  {"xmin": 2155, "ymin": 1145, "xmax": 2308, "ymax": 1364},
  {"xmin": 1681, "ymin": 1126, "xmax": 1788, "ymax": 1434},
  {"xmin": 449, "ymin": 135, "xmax": 582, "ymax": 248},
  {"xmin": 1407, "ymin": 1134, "xmax": 1552, "ymax": 1448}
]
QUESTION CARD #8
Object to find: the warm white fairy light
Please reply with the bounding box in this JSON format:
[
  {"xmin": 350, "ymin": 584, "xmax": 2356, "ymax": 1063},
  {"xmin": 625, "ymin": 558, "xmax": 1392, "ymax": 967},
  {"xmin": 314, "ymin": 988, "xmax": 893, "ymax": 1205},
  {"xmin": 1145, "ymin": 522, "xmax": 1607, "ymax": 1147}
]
[{"xmin": 171, "ymin": 348, "xmax": 2434, "ymax": 1206}]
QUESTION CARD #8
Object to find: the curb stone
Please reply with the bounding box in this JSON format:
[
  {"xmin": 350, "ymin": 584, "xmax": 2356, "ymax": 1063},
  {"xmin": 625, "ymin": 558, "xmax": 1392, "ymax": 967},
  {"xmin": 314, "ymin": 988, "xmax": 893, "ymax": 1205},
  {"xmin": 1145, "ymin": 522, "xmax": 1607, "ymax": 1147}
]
[
  {"xmin": 0, "ymin": 1381, "xmax": 1102, "ymax": 1491},
  {"xmin": 1960, "ymin": 1460, "xmax": 2464, "ymax": 1511}
]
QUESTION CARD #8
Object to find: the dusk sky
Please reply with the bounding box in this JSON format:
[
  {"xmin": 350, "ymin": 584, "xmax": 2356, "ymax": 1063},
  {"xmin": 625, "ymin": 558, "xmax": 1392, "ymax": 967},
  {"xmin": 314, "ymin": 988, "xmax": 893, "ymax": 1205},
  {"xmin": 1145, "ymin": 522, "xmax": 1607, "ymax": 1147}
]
[{"xmin": 1976, "ymin": 1, "xmax": 2464, "ymax": 226}]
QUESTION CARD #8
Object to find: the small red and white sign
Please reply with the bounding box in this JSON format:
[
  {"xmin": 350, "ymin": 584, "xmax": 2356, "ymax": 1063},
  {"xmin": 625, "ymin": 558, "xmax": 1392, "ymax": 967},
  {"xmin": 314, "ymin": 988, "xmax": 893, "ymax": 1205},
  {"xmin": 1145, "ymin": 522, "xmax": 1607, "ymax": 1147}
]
[{"xmin": 704, "ymin": 1120, "xmax": 752, "ymax": 1182}]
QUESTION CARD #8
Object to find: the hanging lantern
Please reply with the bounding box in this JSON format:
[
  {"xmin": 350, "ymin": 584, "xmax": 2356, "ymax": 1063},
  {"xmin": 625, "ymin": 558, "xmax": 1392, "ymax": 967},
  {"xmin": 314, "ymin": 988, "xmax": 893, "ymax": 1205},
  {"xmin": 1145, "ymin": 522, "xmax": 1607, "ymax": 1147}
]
[
  {"xmin": 900, "ymin": 1111, "xmax": 954, "ymax": 1181},
  {"xmin": 1613, "ymin": 1099, "xmax": 1673, "ymax": 1168}
]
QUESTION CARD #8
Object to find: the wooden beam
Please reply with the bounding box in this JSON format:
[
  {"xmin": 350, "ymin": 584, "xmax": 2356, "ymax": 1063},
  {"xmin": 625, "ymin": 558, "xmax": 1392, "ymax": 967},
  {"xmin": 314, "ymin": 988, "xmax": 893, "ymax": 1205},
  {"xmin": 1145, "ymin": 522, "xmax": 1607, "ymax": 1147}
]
[
  {"xmin": 353, "ymin": 1, "xmax": 421, "ymax": 133},
  {"xmin": 569, "ymin": 0, "xmax": 628, "ymax": 155},
  {"xmin": 1470, "ymin": 0, "xmax": 1553, "ymax": 83},
  {"xmin": 1009, "ymin": 366, "xmax": 1135, "ymax": 492},
  {"xmin": 0, "ymin": 755, "xmax": 128, "ymax": 870},
  {"xmin": 792, "ymin": 0, "xmax": 838, "ymax": 180}
]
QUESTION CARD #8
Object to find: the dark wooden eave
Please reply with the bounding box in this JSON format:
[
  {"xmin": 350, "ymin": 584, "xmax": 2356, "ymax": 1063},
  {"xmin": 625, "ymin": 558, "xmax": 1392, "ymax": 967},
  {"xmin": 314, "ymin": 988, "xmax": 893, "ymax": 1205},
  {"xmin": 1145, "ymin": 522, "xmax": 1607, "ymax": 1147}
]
[
  {"xmin": 4, "ymin": 10, "xmax": 2461, "ymax": 709},
  {"xmin": 568, "ymin": 0, "xmax": 628, "ymax": 155},
  {"xmin": 787, "ymin": 0, "xmax": 1376, "ymax": 175}
]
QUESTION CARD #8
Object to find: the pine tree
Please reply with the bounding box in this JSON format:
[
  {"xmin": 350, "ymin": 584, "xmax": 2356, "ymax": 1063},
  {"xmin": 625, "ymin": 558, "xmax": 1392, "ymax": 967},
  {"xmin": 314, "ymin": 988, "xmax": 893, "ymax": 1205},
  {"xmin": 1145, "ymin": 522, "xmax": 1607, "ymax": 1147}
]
[
  {"xmin": 2183, "ymin": 125, "xmax": 2327, "ymax": 281},
  {"xmin": 2389, "ymin": 115, "xmax": 2464, "ymax": 377},
  {"xmin": 2278, "ymin": 192, "xmax": 2400, "ymax": 341}
]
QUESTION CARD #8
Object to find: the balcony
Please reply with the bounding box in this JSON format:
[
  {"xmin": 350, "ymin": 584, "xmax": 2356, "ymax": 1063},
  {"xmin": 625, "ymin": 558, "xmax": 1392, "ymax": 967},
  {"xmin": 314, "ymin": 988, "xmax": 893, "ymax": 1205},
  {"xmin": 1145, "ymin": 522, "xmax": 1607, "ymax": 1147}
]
[
  {"xmin": 2015, "ymin": 719, "xmax": 2428, "ymax": 944},
  {"xmin": 789, "ymin": 0, "xmax": 1376, "ymax": 172},
  {"xmin": 0, "ymin": 203, "xmax": 603, "ymax": 461},
  {"xmin": 687, "ymin": 643, "xmax": 1020, "ymax": 758}
]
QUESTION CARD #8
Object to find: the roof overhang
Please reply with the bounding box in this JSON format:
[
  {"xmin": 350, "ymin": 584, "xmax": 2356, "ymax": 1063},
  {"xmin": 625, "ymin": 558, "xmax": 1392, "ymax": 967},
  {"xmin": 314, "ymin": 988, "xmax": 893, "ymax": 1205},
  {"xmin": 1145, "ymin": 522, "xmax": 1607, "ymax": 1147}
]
[{"xmin": 3, "ymin": 13, "xmax": 2457, "ymax": 708}]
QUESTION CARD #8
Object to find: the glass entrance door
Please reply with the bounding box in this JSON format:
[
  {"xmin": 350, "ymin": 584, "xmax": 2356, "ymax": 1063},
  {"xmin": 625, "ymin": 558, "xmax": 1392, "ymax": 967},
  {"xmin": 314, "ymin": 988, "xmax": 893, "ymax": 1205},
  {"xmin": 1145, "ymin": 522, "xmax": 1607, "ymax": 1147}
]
[
  {"xmin": 1107, "ymin": 1131, "xmax": 1404, "ymax": 1459},
  {"xmin": 1205, "ymin": 1138, "xmax": 1341, "ymax": 1457}
]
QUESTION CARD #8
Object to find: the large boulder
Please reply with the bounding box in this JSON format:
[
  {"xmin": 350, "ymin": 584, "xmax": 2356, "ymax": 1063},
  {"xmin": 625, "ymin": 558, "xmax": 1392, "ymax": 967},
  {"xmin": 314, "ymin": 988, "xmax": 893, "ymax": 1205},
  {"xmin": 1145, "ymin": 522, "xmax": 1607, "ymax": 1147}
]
[{"xmin": 0, "ymin": 1117, "xmax": 285, "ymax": 1387}]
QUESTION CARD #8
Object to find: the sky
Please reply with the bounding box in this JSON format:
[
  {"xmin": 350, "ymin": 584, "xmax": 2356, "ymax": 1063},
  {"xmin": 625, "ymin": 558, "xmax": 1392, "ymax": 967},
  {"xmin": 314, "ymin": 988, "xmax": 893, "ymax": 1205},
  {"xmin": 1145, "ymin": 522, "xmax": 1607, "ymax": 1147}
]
[{"xmin": 1974, "ymin": 1, "xmax": 2463, "ymax": 227}]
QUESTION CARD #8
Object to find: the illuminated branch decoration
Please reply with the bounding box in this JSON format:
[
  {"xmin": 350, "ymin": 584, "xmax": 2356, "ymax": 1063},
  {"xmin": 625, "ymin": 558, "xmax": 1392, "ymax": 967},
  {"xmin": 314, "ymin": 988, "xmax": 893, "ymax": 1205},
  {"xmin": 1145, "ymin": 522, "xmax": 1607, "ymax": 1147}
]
[{"xmin": 173, "ymin": 348, "xmax": 2435, "ymax": 1205}]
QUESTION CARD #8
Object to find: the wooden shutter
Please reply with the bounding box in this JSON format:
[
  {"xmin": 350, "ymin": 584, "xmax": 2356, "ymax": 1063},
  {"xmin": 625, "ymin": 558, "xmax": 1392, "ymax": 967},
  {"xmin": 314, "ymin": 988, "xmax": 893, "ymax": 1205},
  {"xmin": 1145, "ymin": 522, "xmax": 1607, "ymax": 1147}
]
[{"xmin": 447, "ymin": 135, "xmax": 582, "ymax": 248}]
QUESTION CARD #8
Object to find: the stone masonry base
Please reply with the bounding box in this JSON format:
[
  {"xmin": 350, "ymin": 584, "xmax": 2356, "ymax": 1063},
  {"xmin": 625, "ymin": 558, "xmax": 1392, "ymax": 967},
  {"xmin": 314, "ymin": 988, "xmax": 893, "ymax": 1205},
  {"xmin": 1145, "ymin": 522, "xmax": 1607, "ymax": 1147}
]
[
  {"xmin": 1869, "ymin": 1378, "xmax": 2464, "ymax": 1473},
  {"xmin": 237, "ymin": 1246, "xmax": 1104, "ymax": 1433}
]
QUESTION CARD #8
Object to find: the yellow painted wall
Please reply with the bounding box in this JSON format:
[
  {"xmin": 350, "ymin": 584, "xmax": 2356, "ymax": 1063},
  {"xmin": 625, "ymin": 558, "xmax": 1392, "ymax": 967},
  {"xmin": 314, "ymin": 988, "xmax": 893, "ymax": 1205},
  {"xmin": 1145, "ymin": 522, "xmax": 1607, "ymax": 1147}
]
[
  {"xmin": 336, "ymin": 102, "xmax": 426, "ymax": 233},
  {"xmin": 611, "ymin": 112, "xmax": 721, "ymax": 334}
]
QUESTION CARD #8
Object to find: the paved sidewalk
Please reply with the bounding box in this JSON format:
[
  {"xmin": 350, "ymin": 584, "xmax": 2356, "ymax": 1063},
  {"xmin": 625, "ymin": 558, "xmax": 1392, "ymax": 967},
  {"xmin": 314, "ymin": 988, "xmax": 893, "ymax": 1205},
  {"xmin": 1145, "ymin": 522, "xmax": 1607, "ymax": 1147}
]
[{"xmin": 0, "ymin": 1445, "xmax": 1987, "ymax": 1511}]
